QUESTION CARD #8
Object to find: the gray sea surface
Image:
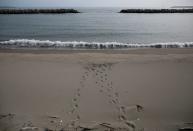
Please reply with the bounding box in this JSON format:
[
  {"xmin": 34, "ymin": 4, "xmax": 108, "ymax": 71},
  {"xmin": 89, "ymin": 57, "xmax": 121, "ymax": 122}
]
[{"xmin": 0, "ymin": 7, "xmax": 193, "ymax": 44}]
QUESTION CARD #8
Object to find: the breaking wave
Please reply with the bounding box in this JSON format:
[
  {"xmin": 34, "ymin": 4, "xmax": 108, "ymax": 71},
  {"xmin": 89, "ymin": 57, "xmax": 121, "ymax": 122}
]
[{"xmin": 0, "ymin": 39, "xmax": 193, "ymax": 49}]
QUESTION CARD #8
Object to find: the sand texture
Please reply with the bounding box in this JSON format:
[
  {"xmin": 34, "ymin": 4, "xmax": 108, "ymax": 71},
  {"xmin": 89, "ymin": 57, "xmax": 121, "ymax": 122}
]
[{"xmin": 0, "ymin": 49, "xmax": 193, "ymax": 131}]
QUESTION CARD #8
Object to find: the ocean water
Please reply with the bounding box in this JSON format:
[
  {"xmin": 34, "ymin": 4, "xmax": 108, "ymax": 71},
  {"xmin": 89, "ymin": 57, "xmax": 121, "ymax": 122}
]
[{"xmin": 0, "ymin": 7, "xmax": 193, "ymax": 49}]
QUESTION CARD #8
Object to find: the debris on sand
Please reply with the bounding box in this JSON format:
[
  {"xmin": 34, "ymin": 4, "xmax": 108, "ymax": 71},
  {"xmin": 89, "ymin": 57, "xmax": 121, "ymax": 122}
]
[
  {"xmin": 0, "ymin": 113, "xmax": 15, "ymax": 119},
  {"xmin": 44, "ymin": 128, "xmax": 54, "ymax": 131},
  {"xmin": 46, "ymin": 115, "xmax": 60, "ymax": 119},
  {"xmin": 136, "ymin": 105, "xmax": 144, "ymax": 112},
  {"xmin": 76, "ymin": 122, "xmax": 134, "ymax": 131},
  {"xmin": 20, "ymin": 126, "xmax": 39, "ymax": 131},
  {"xmin": 179, "ymin": 123, "xmax": 193, "ymax": 131},
  {"xmin": 19, "ymin": 121, "xmax": 39, "ymax": 131},
  {"xmin": 179, "ymin": 127, "xmax": 193, "ymax": 131}
]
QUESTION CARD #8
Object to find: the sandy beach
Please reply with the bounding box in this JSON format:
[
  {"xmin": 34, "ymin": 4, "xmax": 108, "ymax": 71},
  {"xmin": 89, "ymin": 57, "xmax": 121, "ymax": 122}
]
[{"xmin": 0, "ymin": 48, "xmax": 193, "ymax": 131}]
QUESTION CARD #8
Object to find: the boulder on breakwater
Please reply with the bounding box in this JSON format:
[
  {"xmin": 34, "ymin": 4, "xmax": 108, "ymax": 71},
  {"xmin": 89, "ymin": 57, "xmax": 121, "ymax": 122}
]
[
  {"xmin": 120, "ymin": 8, "xmax": 193, "ymax": 13},
  {"xmin": 0, "ymin": 8, "xmax": 80, "ymax": 14}
]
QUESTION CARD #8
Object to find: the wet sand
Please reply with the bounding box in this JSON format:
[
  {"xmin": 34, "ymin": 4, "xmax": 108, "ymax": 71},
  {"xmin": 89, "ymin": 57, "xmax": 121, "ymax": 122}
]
[{"xmin": 0, "ymin": 48, "xmax": 193, "ymax": 131}]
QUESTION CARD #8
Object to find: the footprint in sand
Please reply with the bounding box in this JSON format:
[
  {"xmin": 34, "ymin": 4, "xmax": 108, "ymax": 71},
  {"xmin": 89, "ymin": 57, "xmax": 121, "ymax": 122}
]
[{"xmin": 60, "ymin": 63, "xmax": 143, "ymax": 130}]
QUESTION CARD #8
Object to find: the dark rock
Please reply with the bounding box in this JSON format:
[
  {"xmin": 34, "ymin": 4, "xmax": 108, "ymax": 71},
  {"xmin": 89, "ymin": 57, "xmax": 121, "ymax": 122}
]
[
  {"xmin": 44, "ymin": 128, "xmax": 53, "ymax": 131},
  {"xmin": 120, "ymin": 9, "xmax": 193, "ymax": 13},
  {"xmin": 0, "ymin": 113, "xmax": 15, "ymax": 119},
  {"xmin": 179, "ymin": 128, "xmax": 193, "ymax": 131},
  {"xmin": 179, "ymin": 123, "xmax": 193, "ymax": 131},
  {"xmin": 0, "ymin": 8, "xmax": 80, "ymax": 14}
]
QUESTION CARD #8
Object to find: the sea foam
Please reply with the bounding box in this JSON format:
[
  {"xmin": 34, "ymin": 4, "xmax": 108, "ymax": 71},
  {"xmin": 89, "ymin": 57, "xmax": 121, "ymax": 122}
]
[{"xmin": 0, "ymin": 39, "xmax": 193, "ymax": 49}]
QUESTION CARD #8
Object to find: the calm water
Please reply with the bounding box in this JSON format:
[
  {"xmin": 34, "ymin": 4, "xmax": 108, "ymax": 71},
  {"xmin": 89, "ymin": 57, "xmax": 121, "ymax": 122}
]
[{"xmin": 0, "ymin": 7, "xmax": 193, "ymax": 45}]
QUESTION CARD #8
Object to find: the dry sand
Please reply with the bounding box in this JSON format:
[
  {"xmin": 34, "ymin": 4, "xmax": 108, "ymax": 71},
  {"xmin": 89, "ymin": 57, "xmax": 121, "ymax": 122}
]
[{"xmin": 0, "ymin": 48, "xmax": 193, "ymax": 131}]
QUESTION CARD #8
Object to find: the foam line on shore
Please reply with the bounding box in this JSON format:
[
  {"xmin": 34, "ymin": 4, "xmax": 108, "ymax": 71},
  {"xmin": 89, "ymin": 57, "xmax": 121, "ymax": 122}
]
[{"xmin": 0, "ymin": 39, "xmax": 193, "ymax": 49}]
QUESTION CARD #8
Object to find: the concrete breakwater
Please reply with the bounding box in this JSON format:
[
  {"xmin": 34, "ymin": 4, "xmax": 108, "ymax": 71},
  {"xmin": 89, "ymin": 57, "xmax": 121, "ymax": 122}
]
[
  {"xmin": 0, "ymin": 8, "xmax": 80, "ymax": 14},
  {"xmin": 120, "ymin": 8, "xmax": 193, "ymax": 13}
]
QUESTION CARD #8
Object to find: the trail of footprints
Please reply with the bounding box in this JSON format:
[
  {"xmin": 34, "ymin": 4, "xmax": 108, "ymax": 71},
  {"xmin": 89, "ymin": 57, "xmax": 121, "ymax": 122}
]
[
  {"xmin": 63, "ymin": 63, "xmax": 142, "ymax": 129},
  {"xmin": 0, "ymin": 63, "xmax": 143, "ymax": 131}
]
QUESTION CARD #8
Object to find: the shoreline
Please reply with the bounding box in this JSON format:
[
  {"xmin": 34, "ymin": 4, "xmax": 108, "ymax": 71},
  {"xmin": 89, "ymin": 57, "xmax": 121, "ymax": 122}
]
[{"xmin": 1, "ymin": 48, "xmax": 193, "ymax": 55}]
